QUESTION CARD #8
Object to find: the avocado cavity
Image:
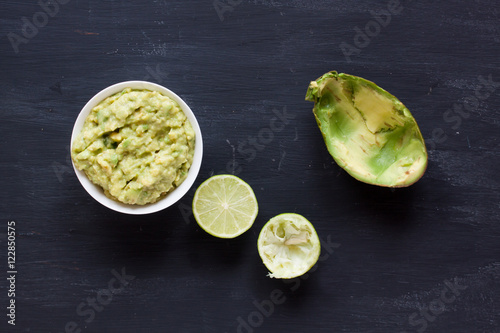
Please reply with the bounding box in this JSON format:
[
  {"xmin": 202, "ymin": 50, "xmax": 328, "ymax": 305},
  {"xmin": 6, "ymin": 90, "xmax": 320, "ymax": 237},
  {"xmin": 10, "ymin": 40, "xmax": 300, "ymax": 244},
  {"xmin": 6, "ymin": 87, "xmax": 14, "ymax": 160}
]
[{"xmin": 306, "ymin": 71, "xmax": 427, "ymax": 187}]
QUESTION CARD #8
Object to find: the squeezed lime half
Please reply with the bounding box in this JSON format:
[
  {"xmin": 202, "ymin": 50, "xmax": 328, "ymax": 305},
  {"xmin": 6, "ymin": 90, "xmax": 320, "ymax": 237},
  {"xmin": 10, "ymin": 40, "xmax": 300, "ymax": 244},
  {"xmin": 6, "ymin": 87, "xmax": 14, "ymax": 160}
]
[{"xmin": 258, "ymin": 213, "xmax": 321, "ymax": 279}]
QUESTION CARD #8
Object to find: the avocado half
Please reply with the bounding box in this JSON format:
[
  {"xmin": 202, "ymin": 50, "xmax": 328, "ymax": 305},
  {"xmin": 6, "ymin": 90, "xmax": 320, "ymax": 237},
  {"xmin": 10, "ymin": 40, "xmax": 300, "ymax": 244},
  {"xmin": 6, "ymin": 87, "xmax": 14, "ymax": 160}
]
[{"xmin": 305, "ymin": 71, "xmax": 427, "ymax": 187}]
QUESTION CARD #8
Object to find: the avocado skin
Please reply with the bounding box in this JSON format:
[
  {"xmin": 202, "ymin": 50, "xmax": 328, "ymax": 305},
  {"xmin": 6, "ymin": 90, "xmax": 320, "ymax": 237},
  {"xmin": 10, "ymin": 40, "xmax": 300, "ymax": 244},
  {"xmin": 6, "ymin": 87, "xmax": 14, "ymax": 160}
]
[{"xmin": 306, "ymin": 71, "xmax": 428, "ymax": 187}]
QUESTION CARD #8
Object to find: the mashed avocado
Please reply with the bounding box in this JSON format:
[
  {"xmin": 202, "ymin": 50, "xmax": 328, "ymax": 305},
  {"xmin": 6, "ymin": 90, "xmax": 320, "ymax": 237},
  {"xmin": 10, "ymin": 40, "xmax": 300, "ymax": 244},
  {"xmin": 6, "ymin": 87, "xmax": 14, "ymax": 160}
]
[{"xmin": 71, "ymin": 88, "xmax": 195, "ymax": 205}]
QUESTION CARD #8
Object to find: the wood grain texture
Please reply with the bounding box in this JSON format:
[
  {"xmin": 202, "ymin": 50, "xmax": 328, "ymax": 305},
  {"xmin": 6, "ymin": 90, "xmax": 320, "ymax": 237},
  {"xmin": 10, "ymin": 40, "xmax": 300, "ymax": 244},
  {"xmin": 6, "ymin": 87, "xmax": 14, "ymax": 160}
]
[{"xmin": 1, "ymin": 0, "xmax": 499, "ymax": 332}]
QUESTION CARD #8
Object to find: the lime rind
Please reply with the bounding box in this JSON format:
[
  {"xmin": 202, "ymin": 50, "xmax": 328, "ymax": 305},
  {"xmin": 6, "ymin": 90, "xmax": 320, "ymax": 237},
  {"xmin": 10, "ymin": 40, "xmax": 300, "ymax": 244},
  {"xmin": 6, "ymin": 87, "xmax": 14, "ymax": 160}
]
[
  {"xmin": 192, "ymin": 174, "xmax": 258, "ymax": 238},
  {"xmin": 258, "ymin": 213, "xmax": 321, "ymax": 279}
]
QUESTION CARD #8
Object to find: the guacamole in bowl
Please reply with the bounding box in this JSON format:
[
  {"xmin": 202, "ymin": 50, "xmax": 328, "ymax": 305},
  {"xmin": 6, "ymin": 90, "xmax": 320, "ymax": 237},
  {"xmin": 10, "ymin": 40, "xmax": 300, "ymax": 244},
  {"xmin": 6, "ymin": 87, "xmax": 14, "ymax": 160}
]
[{"xmin": 71, "ymin": 81, "xmax": 203, "ymax": 214}]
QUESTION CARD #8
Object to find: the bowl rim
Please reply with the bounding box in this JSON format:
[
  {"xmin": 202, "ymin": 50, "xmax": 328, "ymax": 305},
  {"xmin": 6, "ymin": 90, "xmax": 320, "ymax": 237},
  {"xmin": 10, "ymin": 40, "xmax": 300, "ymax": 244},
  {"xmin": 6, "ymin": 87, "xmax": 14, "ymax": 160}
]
[{"xmin": 70, "ymin": 80, "xmax": 203, "ymax": 215}]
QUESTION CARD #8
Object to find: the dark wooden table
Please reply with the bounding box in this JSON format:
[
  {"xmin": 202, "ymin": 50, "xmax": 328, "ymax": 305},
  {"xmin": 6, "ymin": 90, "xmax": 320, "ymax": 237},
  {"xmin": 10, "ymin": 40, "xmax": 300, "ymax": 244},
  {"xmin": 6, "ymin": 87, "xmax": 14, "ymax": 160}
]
[{"xmin": 1, "ymin": 1, "xmax": 499, "ymax": 332}]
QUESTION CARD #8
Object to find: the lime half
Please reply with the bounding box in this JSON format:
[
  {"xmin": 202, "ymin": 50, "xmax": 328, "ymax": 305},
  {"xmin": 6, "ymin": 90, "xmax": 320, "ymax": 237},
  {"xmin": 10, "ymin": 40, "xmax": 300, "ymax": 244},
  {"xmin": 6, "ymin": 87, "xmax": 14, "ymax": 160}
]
[
  {"xmin": 192, "ymin": 174, "xmax": 258, "ymax": 238},
  {"xmin": 258, "ymin": 213, "xmax": 321, "ymax": 279}
]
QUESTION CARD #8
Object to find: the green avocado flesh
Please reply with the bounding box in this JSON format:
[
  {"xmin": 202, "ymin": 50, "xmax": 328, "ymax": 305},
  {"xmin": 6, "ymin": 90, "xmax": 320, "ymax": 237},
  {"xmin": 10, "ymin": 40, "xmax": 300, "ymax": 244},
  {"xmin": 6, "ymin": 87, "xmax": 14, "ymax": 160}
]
[{"xmin": 305, "ymin": 71, "xmax": 427, "ymax": 187}]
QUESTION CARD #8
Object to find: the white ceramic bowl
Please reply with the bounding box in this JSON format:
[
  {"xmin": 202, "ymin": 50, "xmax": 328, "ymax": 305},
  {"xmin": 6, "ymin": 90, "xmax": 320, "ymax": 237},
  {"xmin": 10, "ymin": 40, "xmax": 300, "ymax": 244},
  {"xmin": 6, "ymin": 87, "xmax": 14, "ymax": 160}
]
[{"xmin": 70, "ymin": 81, "xmax": 203, "ymax": 215}]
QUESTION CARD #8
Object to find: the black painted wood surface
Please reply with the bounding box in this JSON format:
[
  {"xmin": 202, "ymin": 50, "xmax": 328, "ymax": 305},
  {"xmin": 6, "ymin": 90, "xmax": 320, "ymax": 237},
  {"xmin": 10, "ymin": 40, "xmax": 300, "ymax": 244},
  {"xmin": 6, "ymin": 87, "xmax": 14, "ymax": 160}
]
[{"xmin": 1, "ymin": 1, "xmax": 499, "ymax": 332}]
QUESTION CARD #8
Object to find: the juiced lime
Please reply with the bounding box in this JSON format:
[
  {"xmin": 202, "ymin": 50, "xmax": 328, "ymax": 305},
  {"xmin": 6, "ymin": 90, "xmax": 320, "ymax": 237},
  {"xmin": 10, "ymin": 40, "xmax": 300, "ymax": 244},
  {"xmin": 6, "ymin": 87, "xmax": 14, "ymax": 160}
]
[
  {"xmin": 258, "ymin": 213, "xmax": 321, "ymax": 279},
  {"xmin": 192, "ymin": 174, "xmax": 258, "ymax": 238}
]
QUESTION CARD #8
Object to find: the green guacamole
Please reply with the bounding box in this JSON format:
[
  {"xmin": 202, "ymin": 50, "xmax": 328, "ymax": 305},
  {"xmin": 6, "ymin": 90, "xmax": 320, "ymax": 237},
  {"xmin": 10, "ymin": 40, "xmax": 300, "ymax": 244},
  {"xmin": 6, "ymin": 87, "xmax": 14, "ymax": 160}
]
[{"xmin": 72, "ymin": 88, "xmax": 195, "ymax": 205}]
